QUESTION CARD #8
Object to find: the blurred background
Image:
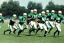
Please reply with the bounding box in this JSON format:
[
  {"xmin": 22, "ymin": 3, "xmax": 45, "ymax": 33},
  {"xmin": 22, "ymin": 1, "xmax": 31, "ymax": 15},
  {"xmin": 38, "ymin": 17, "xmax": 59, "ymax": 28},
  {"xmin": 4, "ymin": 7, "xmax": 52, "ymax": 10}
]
[{"xmin": 0, "ymin": 0, "xmax": 64, "ymax": 17}]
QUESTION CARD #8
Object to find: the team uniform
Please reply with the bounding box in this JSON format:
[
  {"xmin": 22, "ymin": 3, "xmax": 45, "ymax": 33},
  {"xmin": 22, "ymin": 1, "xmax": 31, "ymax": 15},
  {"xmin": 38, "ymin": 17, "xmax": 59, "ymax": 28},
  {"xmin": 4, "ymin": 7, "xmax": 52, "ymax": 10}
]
[
  {"xmin": 27, "ymin": 13, "xmax": 34, "ymax": 25},
  {"xmin": 0, "ymin": 16, "xmax": 4, "ymax": 28},
  {"xmin": 18, "ymin": 16, "xmax": 27, "ymax": 36},
  {"xmin": 23, "ymin": 16, "xmax": 28, "ymax": 31},
  {"xmin": 36, "ymin": 15, "xmax": 48, "ymax": 37},
  {"xmin": 28, "ymin": 13, "xmax": 39, "ymax": 35},
  {"xmin": 54, "ymin": 15, "xmax": 64, "ymax": 36},
  {"xmin": 45, "ymin": 13, "xmax": 51, "ymax": 29},
  {"xmin": 4, "ymin": 17, "xmax": 17, "ymax": 35},
  {"xmin": 47, "ymin": 13, "xmax": 57, "ymax": 34},
  {"xmin": 0, "ymin": 16, "xmax": 4, "ymax": 23}
]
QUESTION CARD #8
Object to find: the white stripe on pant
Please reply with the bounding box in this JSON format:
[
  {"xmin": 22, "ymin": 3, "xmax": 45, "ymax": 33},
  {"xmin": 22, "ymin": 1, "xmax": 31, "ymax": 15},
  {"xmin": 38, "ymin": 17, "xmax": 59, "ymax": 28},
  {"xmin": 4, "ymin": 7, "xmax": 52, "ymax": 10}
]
[
  {"xmin": 49, "ymin": 21, "xmax": 55, "ymax": 28},
  {"xmin": 18, "ymin": 24, "xmax": 24, "ymax": 30},
  {"xmin": 45, "ymin": 21, "xmax": 51, "ymax": 28}
]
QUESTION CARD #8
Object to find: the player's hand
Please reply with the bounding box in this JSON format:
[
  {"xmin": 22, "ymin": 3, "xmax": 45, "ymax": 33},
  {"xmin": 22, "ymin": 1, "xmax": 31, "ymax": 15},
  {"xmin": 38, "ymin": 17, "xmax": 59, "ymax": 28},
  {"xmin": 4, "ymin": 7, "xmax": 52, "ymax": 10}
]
[
  {"xmin": 28, "ymin": 18, "xmax": 31, "ymax": 20},
  {"xmin": 35, "ymin": 19, "xmax": 40, "ymax": 23}
]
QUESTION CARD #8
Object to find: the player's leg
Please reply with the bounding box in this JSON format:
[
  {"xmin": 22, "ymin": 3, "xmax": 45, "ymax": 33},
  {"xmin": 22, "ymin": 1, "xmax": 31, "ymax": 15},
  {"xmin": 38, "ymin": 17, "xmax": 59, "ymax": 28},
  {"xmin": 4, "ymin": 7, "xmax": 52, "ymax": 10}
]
[
  {"xmin": 4, "ymin": 25, "xmax": 13, "ymax": 35},
  {"xmin": 57, "ymin": 24, "xmax": 61, "ymax": 36},
  {"xmin": 23, "ymin": 23, "xmax": 28, "ymax": 32},
  {"xmin": 35, "ymin": 23, "xmax": 43, "ymax": 34},
  {"xmin": 4, "ymin": 29, "xmax": 11, "ymax": 35},
  {"xmin": 43, "ymin": 24, "xmax": 47, "ymax": 37},
  {"xmin": 32, "ymin": 21, "xmax": 37, "ymax": 33},
  {"xmin": 54, "ymin": 23, "xmax": 61, "ymax": 36},
  {"xmin": 28, "ymin": 21, "xmax": 35, "ymax": 35},
  {"xmin": 28, "ymin": 25, "xmax": 35, "ymax": 35},
  {"xmin": 35, "ymin": 28, "xmax": 40, "ymax": 34},
  {"xmin": 54, "ymin": 29, "xmax": 58, "ymax": 36},
  {"xmin": 17, "ymin": 24, "xmax": 23, "ymax": 36},
  {"xmin": 45, "ymin": 21, "xmax": 51, "ymax": 29},
  {"xmin": 13, "ymin": 24, "xmax": 18, "ymax": 34},
  {"xmin": 48, "ymin": 21, "xmax": 54, "ymax": 34},
  {"xmin": 9, "ymin": 25, "xmax": 13, "ymax": 34}
]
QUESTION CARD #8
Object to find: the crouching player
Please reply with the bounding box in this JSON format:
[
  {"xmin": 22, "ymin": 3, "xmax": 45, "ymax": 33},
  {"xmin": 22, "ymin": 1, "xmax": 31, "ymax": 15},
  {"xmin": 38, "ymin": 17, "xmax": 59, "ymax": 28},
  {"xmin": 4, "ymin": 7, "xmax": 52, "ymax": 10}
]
[
  {"xmin": 54, "ymin": 11, "xmax": 64, "ymax": 37},
  {"xmin": 48, "ymin": 10, "xmax": 57, "ymax": 34},
  {"xmin": 45, "ymin": 10, "xmax": 51, "ymax": 29},
  {"xmin": 4, "ymin": 14, "xmax": 18, "ymax": 35},
  {"xmin": 36, "ymin": 11, "xmax": 48, "ymax": 37},
  {"xmin": 28, "ymin": 9, "xmax": 39, "ymax": 35},
  {"xmin": 17, "ymin": 13, "xmax": 27, "ymax": 36},
  {"xmin": 0, "ymin": 13, "xmax": 4, "ymax": 28}
]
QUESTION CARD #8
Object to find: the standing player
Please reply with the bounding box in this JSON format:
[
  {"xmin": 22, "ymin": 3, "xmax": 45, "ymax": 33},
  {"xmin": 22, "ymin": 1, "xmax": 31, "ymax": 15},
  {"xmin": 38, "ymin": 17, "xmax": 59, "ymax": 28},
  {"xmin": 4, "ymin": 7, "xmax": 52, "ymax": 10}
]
[
  {"xmin": 54, "ymin": 11, "xmax": 64, "ymax": 36},
  {"xmin": 4, "ymin": 14, "xmax": 17, "ymax": 35},
  {"xmin": 17, "ymin": 13, "xmax": 27, "ymax": 36},
  {"xmin": 0, "ymin": 13, "xmax": 4, "ymax": 28},
  {"xmin": 48, "ymin": 10, "xmax": 57, "ymax": 34}
]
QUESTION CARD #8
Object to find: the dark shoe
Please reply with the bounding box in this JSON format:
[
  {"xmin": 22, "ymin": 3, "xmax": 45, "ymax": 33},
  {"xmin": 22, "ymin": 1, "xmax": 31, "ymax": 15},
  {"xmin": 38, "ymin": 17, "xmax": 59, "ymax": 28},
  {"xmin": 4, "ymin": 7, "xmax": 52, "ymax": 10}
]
[{"xmin": 44, "ymin": 35, "xmax": 46, "ymax": 37}]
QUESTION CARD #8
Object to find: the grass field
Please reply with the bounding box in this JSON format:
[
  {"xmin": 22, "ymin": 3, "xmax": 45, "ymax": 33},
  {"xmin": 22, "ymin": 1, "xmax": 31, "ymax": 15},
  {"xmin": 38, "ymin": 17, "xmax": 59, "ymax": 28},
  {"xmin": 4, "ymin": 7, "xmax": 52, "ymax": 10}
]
[{"xmin": 0, "ymin": 23, "xmax": 64, "ymax": 43}]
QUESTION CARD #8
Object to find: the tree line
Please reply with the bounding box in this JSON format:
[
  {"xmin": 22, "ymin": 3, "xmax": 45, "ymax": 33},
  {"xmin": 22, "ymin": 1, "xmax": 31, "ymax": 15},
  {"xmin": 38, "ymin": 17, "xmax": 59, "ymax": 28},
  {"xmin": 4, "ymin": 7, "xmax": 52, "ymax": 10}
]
[{"xmin": 0, "ymin": 0, "xmax": 64, "ymax": 16}]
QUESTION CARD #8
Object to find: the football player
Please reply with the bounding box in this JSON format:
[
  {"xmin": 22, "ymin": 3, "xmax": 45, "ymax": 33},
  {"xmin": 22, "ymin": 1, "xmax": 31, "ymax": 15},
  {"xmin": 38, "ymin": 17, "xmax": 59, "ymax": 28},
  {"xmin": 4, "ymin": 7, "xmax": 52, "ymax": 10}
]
[
  {"xmin": 36, "ymin": 11, "xmax": 48, "ymax": 37},
  {"xmin": 17, "ymin": 13, "xmax": 27, "ymax": 36},
  {"xmin": 48, "ymin": 10, "xmax": 57, "ymax": 34},
  {"xmin": 0, "ymin": 13, "xmax": 4, "ymax": 28},
  {"xmin": 54, "ymin": 11, "xmax": 64, "ymax": 36},
  {"xmin": 4, "ymin": 14, "xmax": 18, "ymax": 35}
]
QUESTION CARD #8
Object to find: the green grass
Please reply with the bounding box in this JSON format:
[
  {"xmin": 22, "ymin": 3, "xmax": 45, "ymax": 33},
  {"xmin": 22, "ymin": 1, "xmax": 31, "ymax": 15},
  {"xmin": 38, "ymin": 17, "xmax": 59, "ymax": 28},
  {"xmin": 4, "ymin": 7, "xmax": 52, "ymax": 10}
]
[{"xmin": 0, "ymin": 23, "xmax": 64, "ymax": 43}]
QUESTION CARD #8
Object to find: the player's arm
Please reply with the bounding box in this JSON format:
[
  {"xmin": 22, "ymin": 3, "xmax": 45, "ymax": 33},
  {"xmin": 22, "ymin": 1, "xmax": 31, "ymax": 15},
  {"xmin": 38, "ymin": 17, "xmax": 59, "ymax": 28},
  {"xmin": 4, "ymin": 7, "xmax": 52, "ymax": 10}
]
[
  {"xmin": 61, "ymin": 16, "xmax": 64, "ymax": 24},
  {"xmin": 1, "ymin": 17, "xmax": 4, "ymax": 23},
  {"xmin": 27, "ymin": 14, "xmax": 32, "ymax": 20},
  {"xmin": 10, "ymin": 18, "xmax": 17, "ymax": 23},
  {"xmin": 36, "ymin": 15, "xmax": 41, "ymax": 23},
  {"xmin": 19, "ymin": 16, "xmax": 25, "ymax": 23}
]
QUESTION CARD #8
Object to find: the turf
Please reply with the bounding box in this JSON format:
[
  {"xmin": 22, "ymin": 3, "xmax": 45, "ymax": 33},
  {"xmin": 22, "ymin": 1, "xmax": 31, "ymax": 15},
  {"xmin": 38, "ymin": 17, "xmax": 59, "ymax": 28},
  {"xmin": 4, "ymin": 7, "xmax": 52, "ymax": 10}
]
[{"xmin": 0, "ymin": 23, "xmax": 64, "ymax": 43}]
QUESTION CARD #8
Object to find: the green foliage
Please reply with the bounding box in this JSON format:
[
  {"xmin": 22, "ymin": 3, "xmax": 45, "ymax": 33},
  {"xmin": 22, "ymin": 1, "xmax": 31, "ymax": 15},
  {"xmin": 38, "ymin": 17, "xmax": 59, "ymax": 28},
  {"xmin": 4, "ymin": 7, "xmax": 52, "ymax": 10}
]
[
  {"xmin": 27, "ymin": 1, "xmax": 43, "ymax": 13},
  {"xmin": 45, "ymin": 1, "xmax": 64, "ymax": 15},
  {"xmin": 45, "ymin": 1, "xmax": 55, "ymax": 11},
  {"xmin": 1, "ymin": 0, "xmax": 26, "ymax": 16},
  {"xmin": 0, "ymin": 0, "xmax": 64, "ymax": 16}
]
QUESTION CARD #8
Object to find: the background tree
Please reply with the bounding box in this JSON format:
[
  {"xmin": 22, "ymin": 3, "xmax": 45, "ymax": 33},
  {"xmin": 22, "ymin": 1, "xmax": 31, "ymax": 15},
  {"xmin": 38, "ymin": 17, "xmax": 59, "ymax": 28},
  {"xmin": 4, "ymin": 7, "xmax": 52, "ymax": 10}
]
[
  {"xmin": 45, "ymin": 1, "xmax": 55, "ymax": 12},
  {"xmin": 27, "ymin": 1, "xmax": 43, "ymax": 14},
  {"xmin": 36, "ymin": 3, "xmax": 42, "ymax": 13},
  {"xmin": 1, "ymin": 0, "xmax": 26, "ymax": 16}
]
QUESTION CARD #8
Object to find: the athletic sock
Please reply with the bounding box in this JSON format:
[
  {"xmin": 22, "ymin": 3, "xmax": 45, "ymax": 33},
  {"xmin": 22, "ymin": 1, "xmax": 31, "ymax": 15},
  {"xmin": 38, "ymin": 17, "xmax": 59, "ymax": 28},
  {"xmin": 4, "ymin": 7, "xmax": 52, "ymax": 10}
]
[
  {"xmin": 29, "ymin": 29, "xmax": 32, "ymax": 35},
  {"xmin": 58, "ymin": 31, "xmax": 60, "ymax": 36},
  {"xmin": 36, "ymin": 28, "xmax": 40, "ymax": 34},
  {"xmin": 48, "ymin": 28, "xmax": 53, "ymax": 34},
  {"xmin": 18, "ymin": 30, "xmax": 22, "ymax": 36},
  {"xmin": 44, "ymin": 31, "xmax": 47, "ymax": 37},
  {"xmin": 5, "ymin": 29, "xmax": 10, "ymax": 32},
  {"xmin": 32, "ymin": 29, "xmax": 35, "ymax": 33},
  {"xmin": 54, "ymin": 30, "xmax": 58, "ymax": 36},
  {"xmin": 4, "ymin": 29, "xmax": 10, "ymax": 35},
  {"xmin": 13, "ymin": 29, "xmax": 16, "ymax": 34},
  {"xmin": 9, "ymin": 30, "xmax": 12, "ymax": 34}
]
